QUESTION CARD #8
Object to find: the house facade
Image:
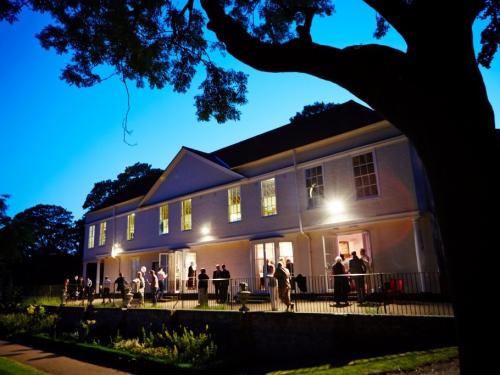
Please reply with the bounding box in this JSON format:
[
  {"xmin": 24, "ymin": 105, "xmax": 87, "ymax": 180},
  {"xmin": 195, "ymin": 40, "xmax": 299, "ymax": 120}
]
[{"xmin": 83, "ymin": 101, "xmax": 440, "ymax": 293}]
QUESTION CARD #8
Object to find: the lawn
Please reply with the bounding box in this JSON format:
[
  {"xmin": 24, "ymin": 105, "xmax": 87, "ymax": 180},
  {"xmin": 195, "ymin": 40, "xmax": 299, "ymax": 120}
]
[
  {"xmin": 0, "ymin": 357, "xmax": 48, "ymax": 375},
  {"xmin": 266, "ymin": 347, "xmax": 458, "ymax": 375}
]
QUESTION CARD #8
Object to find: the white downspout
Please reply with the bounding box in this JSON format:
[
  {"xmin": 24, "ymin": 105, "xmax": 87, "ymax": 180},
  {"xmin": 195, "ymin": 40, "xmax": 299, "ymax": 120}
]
[{"xmin": 292, "ymin": 150, "xmax": 313, "ymax": 278}]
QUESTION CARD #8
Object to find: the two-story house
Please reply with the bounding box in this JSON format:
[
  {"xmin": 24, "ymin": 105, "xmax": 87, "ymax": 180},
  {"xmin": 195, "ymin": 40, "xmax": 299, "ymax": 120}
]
[{"xmin": 83, "ymin": 101, "xmax": 440, "ymax": 294}]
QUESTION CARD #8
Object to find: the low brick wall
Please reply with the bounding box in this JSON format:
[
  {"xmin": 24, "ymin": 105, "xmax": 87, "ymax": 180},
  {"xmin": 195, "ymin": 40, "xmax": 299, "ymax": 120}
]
[{"xmin": 45, "ymin": 306, "xmax": 457, "ymax": 362}]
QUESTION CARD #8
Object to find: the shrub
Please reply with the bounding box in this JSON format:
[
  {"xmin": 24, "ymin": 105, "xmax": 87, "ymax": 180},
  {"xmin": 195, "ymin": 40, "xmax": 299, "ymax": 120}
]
[
  {"xmin": 113, "ymin": 325, "xmax": 217, "ymax": 367},
  {"xmin": 0, "ymin": 306, "xmax": 58, "ymax": 337}
]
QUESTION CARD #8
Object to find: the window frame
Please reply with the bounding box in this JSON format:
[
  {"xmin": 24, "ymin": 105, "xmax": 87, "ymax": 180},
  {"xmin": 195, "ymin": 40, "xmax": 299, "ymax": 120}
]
[
  {"xmin": 305, "ymin": 165, "xmax": 325, "ymax": 209},
  {"xmin": 127, "ymin": 213, "xmax": 135, "ymax": 240},
  {"xmin": 88, "ymin": 225, "xmax": 95, "ymax": 249},
  {"xmin": 228, "ymin": 186, "xmax": 242, "ymax": 222},
  {"xmin": 98, "ymin": 221, "xmax": 107, "ymax": 246},
  {"xmin": 260, "ymin": 178, "xmax": 277, "ymax": 217},
  {"xmin": 181, "ymin": 199, "xmax": 192, "ymax": 231},
  {"xmin": 352, "ymin": 151, "xmax": 380, "ymax": 199},
  {"xmin": 159, "ymin": 204, "xmax": 169, "ymax": 235}
]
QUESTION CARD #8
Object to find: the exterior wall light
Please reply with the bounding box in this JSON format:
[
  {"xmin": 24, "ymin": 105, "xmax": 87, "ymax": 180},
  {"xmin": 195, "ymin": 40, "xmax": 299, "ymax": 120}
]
[
  {"xmin": 201, "ymin": 226, "xmax": 210, "ymax": 235},
  {"xmin": 326, "ymin": 199, "xmax": 346, "ymax": 215},
  {"xmin": 111, "ymin": 243, "xmax": 123, "ymax": 258}
]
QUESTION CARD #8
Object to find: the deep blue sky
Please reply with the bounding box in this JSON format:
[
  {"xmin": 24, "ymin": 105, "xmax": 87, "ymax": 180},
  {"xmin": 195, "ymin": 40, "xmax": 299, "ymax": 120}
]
[{"xmin": 1, "ymin": 1, "xmax": 499, "ymax": 220}]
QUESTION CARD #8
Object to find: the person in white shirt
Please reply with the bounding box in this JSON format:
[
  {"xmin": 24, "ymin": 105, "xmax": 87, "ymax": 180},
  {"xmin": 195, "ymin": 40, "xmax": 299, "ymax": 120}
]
[
  {"xmin": 149, "ymin": 270, "xmax": 159, "ymax": 306},
  {"xmin": 102, "ymin": 276, "xmax": 112, "ymax": 304},
  {"xmin": 157, "ymin": 267, "xmax": 166, "ymax": 298}
]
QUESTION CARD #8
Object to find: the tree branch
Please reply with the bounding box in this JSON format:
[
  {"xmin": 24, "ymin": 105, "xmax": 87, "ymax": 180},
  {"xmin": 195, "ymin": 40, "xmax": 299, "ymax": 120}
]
[
  {"xmin": 200, "ymin": 0, "xmax": 407, "ymax": 114},
  {"xmin": 362, "ymin": 0, "xmax": 412, "ymax": 42}
]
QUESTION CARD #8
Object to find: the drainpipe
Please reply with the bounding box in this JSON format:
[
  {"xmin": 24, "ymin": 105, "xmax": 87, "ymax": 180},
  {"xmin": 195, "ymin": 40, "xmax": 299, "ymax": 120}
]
[{"xmin": 292, "ymin": 150, "xmax": 313, "ymax": 277}]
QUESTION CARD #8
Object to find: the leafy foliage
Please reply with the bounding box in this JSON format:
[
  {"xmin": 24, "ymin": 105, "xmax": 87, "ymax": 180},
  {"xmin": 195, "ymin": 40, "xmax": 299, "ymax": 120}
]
[
  {"xmin": 0, "ymin": 1, "xmax": 498, "ymax": 123},
  {"xmin": 0, "ymin": 307, "xmax": 58, "ymax": 337},
  {"xmin": 0, "ymin": 194, "xmax": 10, "ymax": 228},
  {"xmin": 289, "ymin": 101, "xmax": 337, "ymax": 123},
  {"xmin": 113, "ymin": 325, "xmax": 217, "ymax": 367},
  {"xmin": 83, "ymin": 162, "xmax": 163, "ymax": 211},
  {"xmin": 12, "ymin": 204, "xmax": 78, "ymax": 256}
]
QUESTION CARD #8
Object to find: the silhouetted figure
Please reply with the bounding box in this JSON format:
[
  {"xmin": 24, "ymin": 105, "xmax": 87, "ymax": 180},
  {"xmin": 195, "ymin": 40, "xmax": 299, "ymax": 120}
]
[
  {"xmin": 332, "ymin": 256, "xmax": 349, "ymax": 306},
  {"xmin": 198, "ymin": 268, "xmax": 209, "ymax": 306},
  {"xmin": 274, "ymin": 262, "xmax": 293, "ymax": 311},
  {"xmin": 187, "ymin": 262, "xmax": 196, "ymax": 289},
  {"xmin": 213, "ymin": 264, "xmax": 222, "ymax": 303},
  {"xmin": 349, "ymin": 251, "xmax": 367, "ymax": 303},
  {"xmin": 220, "ymin": 264, "xmax": 230, "ymax": 303}
]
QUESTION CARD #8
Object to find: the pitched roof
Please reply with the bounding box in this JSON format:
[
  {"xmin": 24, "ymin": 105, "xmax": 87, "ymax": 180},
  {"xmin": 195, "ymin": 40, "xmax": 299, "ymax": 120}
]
[
  {"xmin": 89, "ymin": 101, "xmax": 383, "ymax": 212},
  {"xmin": 210, "ymin": 100, "xmax": 383, "ymax": 167}
]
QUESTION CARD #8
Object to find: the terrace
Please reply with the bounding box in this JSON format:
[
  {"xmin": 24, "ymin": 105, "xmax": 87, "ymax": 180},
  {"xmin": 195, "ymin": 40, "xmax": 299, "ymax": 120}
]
[{"xmin": 27, "ymin": 272, "xmax": 453, "ymax": 317}]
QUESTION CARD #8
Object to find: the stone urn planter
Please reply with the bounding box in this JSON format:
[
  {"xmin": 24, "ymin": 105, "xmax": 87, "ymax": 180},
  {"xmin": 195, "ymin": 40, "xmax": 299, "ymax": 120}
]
[
  {"xmin": 238, "ymin": 282, "xmax": 251, "ymax": 312},
  {"xmin": 122, "ymin": 288, "xmax": 133, "ymax": 308}
]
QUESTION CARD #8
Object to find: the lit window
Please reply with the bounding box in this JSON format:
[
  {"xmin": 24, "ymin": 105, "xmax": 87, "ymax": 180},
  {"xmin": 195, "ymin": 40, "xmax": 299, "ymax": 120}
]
[
  {"xmin": 127, "ymin": 213, "xmax": 135, "ymax": 240},
  {"xmin": 88, "ymin": 225, "xmax": 95, "ymax": 249},
  {"xmin": 99, "ymin": 221, "xmax": 107, "ymax": 246},
  {"xmin": 261, "ymin": 178, "xmax": 277, "ymax": 216},
  {"xmin": 228, "ymin": 187, "xmax": 241, "ymax": 222},
  {"xmin": 353, "ymin": 152, "xmax": 379, "ymax": 198},
  {"xmin": 181, "ymin": 199, "xmax": 192, "ymax": 231},
  {"xmin": 305, "ymin": 166, "xmax": 324, "ymax": 208},
  {"xmin": 159, "ymin": 204, "xmax": 169, "ymax": 234}
]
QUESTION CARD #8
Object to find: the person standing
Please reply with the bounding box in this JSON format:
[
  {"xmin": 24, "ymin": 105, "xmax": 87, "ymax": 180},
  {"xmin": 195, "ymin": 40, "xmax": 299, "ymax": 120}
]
[
  {"xmin": 267, "ymin": 261, "xmax": 278, "ymax": 311},
  {"xmin": 332, "ymin": 256, "xmax": 349, "ymax": 306},
  {"xmin": 102, "ymin": 276, "xmax": 112, "ymax": 304},
  {"xmin": 134, "ymin": 271, "xmax": 145, "ymax": 306},
  {"xmin": 187, "ymin": 262, "xmax": 196, "ymax": 289},
  {"xmin": 360, "ymin": 248, "xmax": 373, "ymax": 293},
  {"xmin": 114, "ymin": 273, "xmax": 126, "ymax": 301},
  {"xmin": 213, "ymin": 264, "xmax": 222, "ymax": 303},
  {"xmin": 198, "ymin": 268, "xmax": 209, "ymax": 306},
  {"xmin": 274, "ymin": 262, "xmax": 293, "ymax": 311},
  {"xmin": 149, "ymin": 270, "xmax": 159, "ymax": 306},
  {"xmin": 220, "ymin": 264, "xmax": 231, "ymax": 303},
  {"xmin": 61, "ymin": 279, "xmax": 69, "ymax": 306},
  {"xmin": 86, "ymin": 277, "xmax": 94, "ymax": 305},
  {"xmin": 349, "ymin": 251, "xmax": 367, "ymax": 303},
  {"xmin": 157, "ymin": 267, "xmax": 166, "ymax": 298}
]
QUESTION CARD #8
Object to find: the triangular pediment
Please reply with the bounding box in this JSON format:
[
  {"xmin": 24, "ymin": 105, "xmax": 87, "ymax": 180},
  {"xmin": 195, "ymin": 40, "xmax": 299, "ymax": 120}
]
[{"xmin": 140, "ymin": 147, "xmax": 243, "ymax": 206}]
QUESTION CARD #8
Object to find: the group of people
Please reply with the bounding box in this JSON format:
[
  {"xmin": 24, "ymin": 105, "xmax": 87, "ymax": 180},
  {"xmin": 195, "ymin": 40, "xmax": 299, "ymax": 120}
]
[
  {"xmin": 114, "ymin": 266, "xmax": 168, "ymax": 307},
  {"xmin": 332, "ymin": 248, "xmax": 372, "ymax": 306},
  {"xmin": 197, "ymin": 264, "xmax": 231, "ymax": 306},
  {"xmin": 265, "ymin": 259, "xmax": 295, "ymax": 312},
  {"xmin": 61, "ymin": 276, "xmax": 94, "ymax": 305}
]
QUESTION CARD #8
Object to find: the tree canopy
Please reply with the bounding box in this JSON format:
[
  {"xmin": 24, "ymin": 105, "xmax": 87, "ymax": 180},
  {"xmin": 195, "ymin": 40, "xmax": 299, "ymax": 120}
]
[
  {"xmin": 11, "ymin": 204, "xmax": 78, "ymax": 257},
  {"xmin": 1, "ymin": 1, "xmax": 497, "ymax": 124},
  {"xmin": 83, "ymin": 162, "xmax": 163, "ymax": 211}
]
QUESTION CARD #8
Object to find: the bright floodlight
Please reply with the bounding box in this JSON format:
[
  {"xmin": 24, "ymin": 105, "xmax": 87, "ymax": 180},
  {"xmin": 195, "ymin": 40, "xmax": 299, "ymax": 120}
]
[
  {"xmin": 200, "ymin": 225, "xmax": 210, "ymax": 235},
  {"xmin": 327, "ymin": 199, "xmax": 345, "ymax": 215},
  {"xmin": 111, "ymin": 243, "xmax": 123, "ymax": 258}
]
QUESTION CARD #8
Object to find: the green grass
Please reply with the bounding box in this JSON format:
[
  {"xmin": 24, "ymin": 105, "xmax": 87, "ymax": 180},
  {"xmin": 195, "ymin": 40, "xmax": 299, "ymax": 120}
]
[
  {"xmin": 0, "ymin": 357, "xmax": 48, "ymax": 375},
  {"xmin": 22, "ymin": 297, "xmax": 61, "ymax": 306},
  {"xmin": 266, "ymin": 347, "xmax": 458, "ymax": 375}
]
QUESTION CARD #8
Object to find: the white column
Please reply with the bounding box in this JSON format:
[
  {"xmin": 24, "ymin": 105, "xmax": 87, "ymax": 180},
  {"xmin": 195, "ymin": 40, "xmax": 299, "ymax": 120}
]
[
  {"xmin": 95, "ymin": 259, "xmax": 102, "ymax": 294},
  {"xmin": 412, "ymin": 217, "xmax": 426, "ymax": 292}
]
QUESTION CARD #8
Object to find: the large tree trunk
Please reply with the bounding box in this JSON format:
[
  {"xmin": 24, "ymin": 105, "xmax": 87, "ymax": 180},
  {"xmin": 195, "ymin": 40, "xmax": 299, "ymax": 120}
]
[{"xmin": 200, "ymin": 1, "xmax": 497, "ymax": 372}]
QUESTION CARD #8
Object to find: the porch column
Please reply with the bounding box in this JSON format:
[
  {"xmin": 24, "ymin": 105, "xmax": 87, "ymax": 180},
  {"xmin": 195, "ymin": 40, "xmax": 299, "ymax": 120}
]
[
  {"xmin": 412, "ymin": 217, "xmax": 426, "ymax": 292},
  {"xmin": 95, "ymin": 259, "xmax": 102, "ymax": 294},
  {"xmin": 82, "ymin": 262, "xmax": 87, "ymax": 281}
]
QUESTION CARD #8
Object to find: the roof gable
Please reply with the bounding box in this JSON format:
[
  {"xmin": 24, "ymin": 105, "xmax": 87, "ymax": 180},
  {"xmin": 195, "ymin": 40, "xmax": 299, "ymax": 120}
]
[{"xmin": 140, "ymin": 147, "xmax": 244, "ymax": 206}]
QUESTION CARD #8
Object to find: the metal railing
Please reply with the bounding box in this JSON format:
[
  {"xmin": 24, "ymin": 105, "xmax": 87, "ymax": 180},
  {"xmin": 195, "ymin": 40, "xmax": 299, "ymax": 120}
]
[{"xmin": 20, "ymin": 272, "xmax": 454, "ymax": 317}]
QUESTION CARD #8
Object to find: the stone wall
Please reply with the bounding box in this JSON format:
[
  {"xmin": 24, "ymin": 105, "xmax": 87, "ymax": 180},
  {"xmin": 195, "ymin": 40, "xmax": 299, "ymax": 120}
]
[{"xmin": 46, "ymin": 306, "xmax": 456, "ymax": 362}]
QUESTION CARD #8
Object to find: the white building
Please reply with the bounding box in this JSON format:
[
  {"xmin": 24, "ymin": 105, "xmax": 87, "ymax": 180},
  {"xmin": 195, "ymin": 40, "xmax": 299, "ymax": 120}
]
[{"xmin": 83, "ymin": 101, "xmax": 440, "ymax": 293}]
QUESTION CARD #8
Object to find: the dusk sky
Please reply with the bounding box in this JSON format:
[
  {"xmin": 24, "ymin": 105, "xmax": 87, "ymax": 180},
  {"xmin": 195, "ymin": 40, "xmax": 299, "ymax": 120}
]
[{"xmin": 1, "ymin": 1, "xmax": 499, "ymax": 220}]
